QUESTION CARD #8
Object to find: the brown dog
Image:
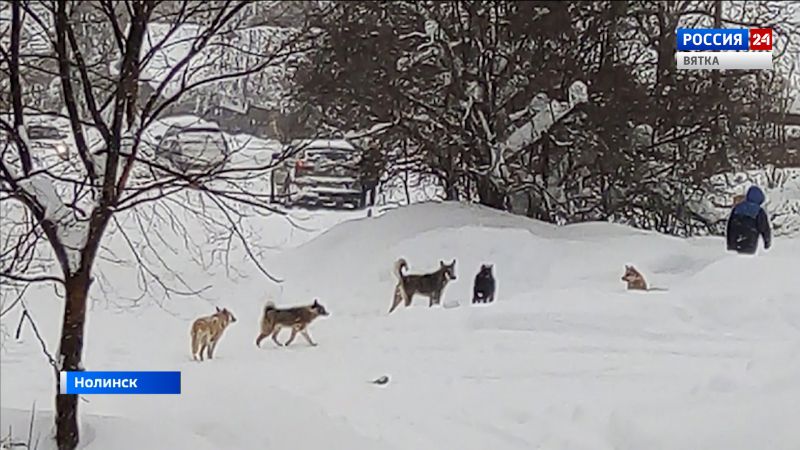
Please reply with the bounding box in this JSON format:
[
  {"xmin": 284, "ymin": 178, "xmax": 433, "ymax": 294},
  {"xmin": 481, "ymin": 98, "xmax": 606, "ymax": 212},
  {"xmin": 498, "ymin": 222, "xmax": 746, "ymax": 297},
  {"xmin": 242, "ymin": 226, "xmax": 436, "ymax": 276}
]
[
  {"xmin": 256, "ymin": 299, "xmax": 330, "ymax": 348},
  {"xmin": 621, "ymin": 265, "xmax": 648, "ymax": 291},
  {"xmin": 191, "ymin": 307, "xmax": 237, "ymax": 361}
]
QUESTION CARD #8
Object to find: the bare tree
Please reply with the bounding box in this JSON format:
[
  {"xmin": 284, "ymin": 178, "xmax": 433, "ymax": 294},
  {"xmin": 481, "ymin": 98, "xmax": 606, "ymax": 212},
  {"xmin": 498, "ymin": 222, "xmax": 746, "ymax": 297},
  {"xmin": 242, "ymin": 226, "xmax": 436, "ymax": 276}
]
[{"xmin": 0, "ymin": 1, "xmax": 311, "ymax": 448}]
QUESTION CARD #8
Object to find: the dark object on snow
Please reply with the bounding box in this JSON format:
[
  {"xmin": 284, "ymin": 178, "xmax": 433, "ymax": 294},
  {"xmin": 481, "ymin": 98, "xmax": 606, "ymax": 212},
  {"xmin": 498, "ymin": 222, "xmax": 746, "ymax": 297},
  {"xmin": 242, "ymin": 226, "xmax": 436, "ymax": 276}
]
[
  {"xmin": 472, "ymin": 264, "xmax": 496, "ymax": 304},
  {"xmin": 726, "ymin": 186, "xmax": 772, "ymax": 255},
  {"xmin": 372, "ymin": 375, "xmax": 390, "ymax": 385}
]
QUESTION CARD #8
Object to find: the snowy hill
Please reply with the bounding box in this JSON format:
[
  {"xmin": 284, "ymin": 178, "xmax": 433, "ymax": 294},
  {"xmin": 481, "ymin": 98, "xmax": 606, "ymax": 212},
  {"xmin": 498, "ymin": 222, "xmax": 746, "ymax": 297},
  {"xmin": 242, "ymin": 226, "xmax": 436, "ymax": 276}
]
[{"xmin": 2, "ymin": 202, "xmax": 800, "ymax": 450}]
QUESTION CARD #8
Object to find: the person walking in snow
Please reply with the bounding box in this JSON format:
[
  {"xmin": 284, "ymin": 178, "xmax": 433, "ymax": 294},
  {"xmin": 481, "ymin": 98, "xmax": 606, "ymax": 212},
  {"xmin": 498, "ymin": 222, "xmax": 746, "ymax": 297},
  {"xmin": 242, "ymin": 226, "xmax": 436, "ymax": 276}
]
[{"xmin": 726, "ymin": 186, "xmax": 772, "ymax": 255}]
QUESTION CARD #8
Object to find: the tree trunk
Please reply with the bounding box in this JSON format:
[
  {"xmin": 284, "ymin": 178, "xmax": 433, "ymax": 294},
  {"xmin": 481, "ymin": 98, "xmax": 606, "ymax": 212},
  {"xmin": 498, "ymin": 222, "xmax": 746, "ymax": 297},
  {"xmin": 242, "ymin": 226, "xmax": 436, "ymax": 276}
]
[
  {"xmin": 476, "ymin": 175, "xmax": 505, "ymax": 210},
  {"xmin": 445, "ymin": 181, "xmax": 459, "ymax": 201},
  {"xmin": 56, "ymin": 273, "xmax": 91, "ymax": 450}
]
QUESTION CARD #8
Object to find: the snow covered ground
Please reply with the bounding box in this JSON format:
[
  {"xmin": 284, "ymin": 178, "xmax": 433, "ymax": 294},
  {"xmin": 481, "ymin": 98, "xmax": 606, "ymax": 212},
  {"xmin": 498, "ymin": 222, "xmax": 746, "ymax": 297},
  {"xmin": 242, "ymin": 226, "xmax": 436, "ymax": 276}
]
[{"xmin": 2, "ymin": 201, "xmax": 800, "ymax": 450}]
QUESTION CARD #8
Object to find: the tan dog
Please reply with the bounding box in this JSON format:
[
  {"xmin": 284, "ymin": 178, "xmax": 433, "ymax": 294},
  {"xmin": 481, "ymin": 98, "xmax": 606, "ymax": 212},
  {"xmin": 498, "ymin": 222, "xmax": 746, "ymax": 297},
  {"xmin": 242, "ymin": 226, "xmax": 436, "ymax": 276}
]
[
  {"xmin": 191, "ymin": 307, "xmax": 237, "ymax": 361},
  {"xmin": 621, "ymin": 265, "xmax": 648, "ymax": 291},
  {"xmin": 256, "ymin": 299, "xmax": 330, "ymax": 348}
]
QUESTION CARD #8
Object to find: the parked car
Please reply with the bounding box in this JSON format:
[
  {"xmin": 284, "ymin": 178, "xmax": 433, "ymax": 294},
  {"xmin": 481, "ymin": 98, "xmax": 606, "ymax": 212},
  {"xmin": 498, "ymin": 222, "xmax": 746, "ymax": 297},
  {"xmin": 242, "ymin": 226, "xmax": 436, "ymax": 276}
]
[
  {"xmin": 27, "ymin": 122, "xmax": 71, "ymax": 160},
  {"xmin": 156, "ymin": 117, "xmax": 229, "ymax": 173},
  {"xmin": 271, "ymin": 139, "xmax": 366, "ymax": 209}
]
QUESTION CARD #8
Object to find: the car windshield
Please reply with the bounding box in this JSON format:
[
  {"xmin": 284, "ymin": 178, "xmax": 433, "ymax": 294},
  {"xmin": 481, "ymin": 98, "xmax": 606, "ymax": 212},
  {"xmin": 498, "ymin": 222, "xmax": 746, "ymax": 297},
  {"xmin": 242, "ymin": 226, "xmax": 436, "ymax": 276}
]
[
  {"xmin": 304, "ymin": 149, "xmax": 357, "ymax": 162},
  {"xmin": 163, "ymin": 125, "xmax": 223, "ymax": 139}
]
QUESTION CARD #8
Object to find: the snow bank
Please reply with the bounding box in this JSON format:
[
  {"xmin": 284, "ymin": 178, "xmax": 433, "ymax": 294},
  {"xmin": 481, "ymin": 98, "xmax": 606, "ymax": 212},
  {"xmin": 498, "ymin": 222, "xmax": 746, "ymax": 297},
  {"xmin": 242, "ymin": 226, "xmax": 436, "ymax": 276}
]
[
  {"xmin": 0, "ymin": 407, "xmax": 218, "ymax": 450},
  {"xmin": 275, "ymin": 202, "xmax": 714, "ymax": 314}
]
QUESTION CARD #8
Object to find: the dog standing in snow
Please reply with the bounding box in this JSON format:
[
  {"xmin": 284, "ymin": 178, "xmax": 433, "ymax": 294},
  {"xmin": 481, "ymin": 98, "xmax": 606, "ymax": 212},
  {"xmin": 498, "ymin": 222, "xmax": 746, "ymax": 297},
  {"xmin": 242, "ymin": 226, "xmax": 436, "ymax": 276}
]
[
  {"xmin": 191, "ymin": 307, "xmax": 237, "ymax": 361},
  {"xmin": 389, "ymin": 258, "xmax": 457, "ymax": 313},
  {"xmin": 621, "ymin": 265, "xmax": 648, "ymax": 291},
  {"xmin": 472, "ymin": 264, "xmax": 496, "ymax": 304},
  {"xmin": 255, "ymin": 299, "xmax": 330, "ymax": 348}
]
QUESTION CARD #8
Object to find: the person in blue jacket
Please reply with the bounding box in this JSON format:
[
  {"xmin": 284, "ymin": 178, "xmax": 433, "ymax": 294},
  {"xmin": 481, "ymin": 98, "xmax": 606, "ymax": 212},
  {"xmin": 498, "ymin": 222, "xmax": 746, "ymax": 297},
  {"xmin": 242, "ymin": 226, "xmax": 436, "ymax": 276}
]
[{"xmin": 726, "ymin": 186, "xmax": 772, "ymax": 255}]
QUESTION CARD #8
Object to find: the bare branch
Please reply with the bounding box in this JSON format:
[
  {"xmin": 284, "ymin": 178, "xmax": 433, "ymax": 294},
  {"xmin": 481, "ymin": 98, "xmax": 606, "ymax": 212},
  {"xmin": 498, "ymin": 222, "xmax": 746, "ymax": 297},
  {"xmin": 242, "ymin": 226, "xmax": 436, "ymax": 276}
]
[
  {"xmin": 9, "ymin": 1, "xmax": 33, "ymax": 175},
  {"xmin": 16, "ymin": 303, "xmax": 59, "ymax": 376},
  {"xmin": 54, "ymin": 0, "xmax": 98, "ymax": 180},
  {"xmin": 0, "ymin": 272, "xmax": 65, "ymax": 286}
]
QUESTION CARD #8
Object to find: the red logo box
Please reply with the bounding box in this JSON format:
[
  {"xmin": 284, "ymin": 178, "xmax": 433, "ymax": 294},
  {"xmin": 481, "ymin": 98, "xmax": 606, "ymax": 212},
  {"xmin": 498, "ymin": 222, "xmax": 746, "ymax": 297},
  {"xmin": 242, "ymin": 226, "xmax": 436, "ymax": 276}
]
[{"xmin": 749, "ymin": 28, "xmax": 773, "ymax": 51}]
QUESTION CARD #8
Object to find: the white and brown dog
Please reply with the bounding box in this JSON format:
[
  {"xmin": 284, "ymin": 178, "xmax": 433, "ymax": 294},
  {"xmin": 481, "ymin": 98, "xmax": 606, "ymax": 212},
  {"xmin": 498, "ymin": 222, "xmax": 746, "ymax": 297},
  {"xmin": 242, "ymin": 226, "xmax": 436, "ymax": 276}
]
[{"xmin": 621, "ymin": 265, "xmax": 649, "ymax": 291}]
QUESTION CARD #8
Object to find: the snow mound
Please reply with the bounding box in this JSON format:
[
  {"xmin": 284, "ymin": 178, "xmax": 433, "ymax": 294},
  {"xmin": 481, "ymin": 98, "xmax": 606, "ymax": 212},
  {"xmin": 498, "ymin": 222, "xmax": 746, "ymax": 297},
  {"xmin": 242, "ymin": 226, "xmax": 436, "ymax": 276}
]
[
  {"xmin": 0, "ymin": 407, "xmax": 218, "ymax": 450},
  {"xmin": 274, "ymin": 201, "xmax": 795, "ymax": 329}
]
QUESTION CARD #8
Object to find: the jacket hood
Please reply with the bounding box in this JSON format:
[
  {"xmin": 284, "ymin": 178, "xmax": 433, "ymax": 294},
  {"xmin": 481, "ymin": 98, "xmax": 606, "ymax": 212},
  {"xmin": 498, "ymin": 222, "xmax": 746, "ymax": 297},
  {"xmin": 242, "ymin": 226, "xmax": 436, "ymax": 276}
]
[{"xmin": 745, "ymin": 186, "xmax": 765, "ymax": 205}]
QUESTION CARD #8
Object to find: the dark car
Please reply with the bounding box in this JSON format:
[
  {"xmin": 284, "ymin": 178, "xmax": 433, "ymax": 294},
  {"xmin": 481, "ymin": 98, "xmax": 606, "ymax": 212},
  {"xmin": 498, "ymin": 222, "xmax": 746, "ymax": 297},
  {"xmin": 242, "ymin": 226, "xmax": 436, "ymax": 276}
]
[
  {"xmin": 271, "ymin": 139, "xmax": 366, "ymax": 209},
  {"xmin": 27, "ymin": 123, "xmax": 71, "ymax": 160}
]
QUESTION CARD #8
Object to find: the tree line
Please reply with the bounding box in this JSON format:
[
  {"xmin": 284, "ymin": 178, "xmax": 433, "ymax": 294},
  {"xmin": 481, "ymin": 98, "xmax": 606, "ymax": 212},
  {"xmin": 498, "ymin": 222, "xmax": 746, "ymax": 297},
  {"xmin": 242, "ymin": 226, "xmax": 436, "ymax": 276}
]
[{"xmin": 292, "ymin": 0, "xmax": 800, "ymax": 236}]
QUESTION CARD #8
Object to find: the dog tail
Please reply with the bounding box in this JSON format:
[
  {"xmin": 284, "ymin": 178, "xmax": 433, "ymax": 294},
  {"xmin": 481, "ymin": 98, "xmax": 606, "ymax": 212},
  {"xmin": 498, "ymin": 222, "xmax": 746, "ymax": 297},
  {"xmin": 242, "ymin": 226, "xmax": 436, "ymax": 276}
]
[
  {"xmin": 394, "ymin": 258, "xmax": 408, "ymax": 280},
  {"xmin": 264, "ymin": 301, "xmax": 276, "ymax": 316},
  {"xmin": 190, "ymin": 322, "xmax": 199, "ymax": 359}
]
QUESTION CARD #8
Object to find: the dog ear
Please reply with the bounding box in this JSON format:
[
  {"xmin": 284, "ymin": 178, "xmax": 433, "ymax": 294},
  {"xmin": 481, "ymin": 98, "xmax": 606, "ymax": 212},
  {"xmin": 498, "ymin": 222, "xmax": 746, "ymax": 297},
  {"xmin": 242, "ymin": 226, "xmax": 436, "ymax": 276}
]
[
  {"xmin": 313, "ymin": 298, "xmax": 319, "ymax": 306},
  {"xmin": 215, "ymin": 306, "xmax": 221, "ymax": 312},
  {"xmin": 451, "ymin": 259, "xmax": 456, "ymax": 266},
  {"xmin": 440, "ymin": 260, "xmax": 445, "ymax": 267}
]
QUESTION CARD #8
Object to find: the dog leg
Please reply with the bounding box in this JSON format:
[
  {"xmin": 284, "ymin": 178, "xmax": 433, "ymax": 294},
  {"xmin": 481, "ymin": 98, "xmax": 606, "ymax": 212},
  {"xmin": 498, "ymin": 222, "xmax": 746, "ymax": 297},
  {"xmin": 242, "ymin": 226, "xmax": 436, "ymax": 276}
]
[
  {"xmin": 388, "ymin": 285, "xmax": 404, "ymax": 314},
  {"xmin": 271, "ymin": 329, "xmax": 283, "ymax": 347},
  {"xmin": 285, "ymin": 327, "xmax": 299, "ymax": 346},
  {"xmin": 402, "ymin": 288, "xmax": 412, "ymax": 307},
  {"xmin": 198, "ymin": 343, "xmax": 206, "ymax": 361},
  {"xmin": 300, "ymin": 329, "xmax": 317, "ymax": 347},
  {"xmin": 207, "ymin": 340, "xmax": 216, "ymax": 360},
  {"xmin": 255, "ymin": 333, "xmax": 267, "ymax": 348},
  {"xmin": 191, "ymin": 332, "xmax": 199, "ymax": 360}
]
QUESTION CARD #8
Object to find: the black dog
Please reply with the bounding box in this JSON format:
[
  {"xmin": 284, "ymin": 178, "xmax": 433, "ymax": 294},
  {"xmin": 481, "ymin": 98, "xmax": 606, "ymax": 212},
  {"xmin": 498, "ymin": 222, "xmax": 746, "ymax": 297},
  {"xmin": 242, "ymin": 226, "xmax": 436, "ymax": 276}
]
[{"xmin": 472, "ymin": 264, "xmax": 496, "ymax": 304}]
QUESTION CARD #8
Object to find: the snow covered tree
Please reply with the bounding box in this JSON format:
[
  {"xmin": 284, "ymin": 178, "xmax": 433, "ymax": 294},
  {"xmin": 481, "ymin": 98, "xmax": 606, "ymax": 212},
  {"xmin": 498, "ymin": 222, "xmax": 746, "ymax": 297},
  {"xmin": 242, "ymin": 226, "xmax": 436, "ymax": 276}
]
[{"xmin": 0, "ymin": 2, "xmax": 310, "ymax": 448}]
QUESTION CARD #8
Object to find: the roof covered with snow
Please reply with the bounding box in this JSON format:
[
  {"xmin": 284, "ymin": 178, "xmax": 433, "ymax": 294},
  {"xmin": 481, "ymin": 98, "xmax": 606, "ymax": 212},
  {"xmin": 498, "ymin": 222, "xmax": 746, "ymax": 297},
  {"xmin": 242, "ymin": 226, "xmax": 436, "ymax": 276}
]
[{"xmin": 289, "ymin": 139, "xmax": 357, "ymax": 151}]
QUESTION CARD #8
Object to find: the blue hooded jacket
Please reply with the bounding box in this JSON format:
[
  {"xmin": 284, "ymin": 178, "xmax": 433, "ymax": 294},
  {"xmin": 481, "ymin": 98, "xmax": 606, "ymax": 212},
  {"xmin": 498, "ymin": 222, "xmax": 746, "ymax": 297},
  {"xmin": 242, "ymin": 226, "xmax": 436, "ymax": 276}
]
[
  {"xmin": 727, "ymin": 185, "xmax": 771, "ymax": 254},
  {"xmin": 732, "ymin": 186, "xmax": 765, "ymax": 219}
]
